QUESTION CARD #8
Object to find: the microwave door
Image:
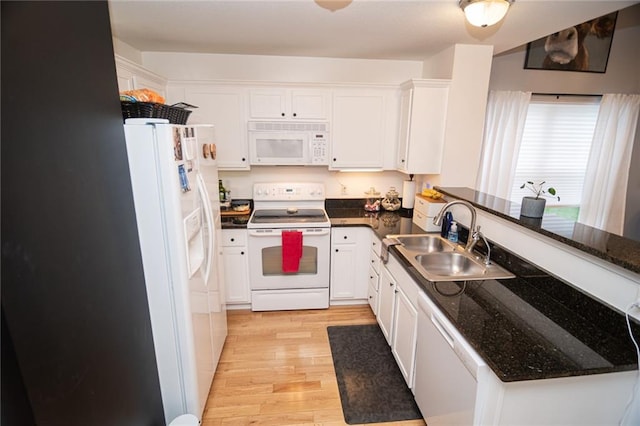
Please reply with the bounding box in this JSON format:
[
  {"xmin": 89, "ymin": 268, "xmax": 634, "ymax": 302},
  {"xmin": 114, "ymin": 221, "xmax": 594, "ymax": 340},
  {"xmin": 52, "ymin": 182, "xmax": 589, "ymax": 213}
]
[{"xmin": 249, "ymin": 133, "xmax": 309, "ymax": 165}]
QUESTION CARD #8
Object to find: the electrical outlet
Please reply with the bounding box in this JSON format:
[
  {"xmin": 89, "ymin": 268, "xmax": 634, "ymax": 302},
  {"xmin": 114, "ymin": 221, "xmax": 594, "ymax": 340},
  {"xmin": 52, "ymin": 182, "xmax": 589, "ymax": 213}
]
[{"xmin": 340, "ymin": 184, "xmax": 347, "ymax": 196}]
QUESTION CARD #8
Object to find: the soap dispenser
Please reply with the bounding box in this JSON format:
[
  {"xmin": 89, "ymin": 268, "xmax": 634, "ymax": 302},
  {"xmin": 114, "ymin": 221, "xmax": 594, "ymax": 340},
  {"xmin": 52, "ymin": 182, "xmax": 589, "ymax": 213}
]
[
  {"xmin": 447, "ymin": 221, "xmax": 459, "ymax": 243},
  {"xmin": 440, "ymin": 211, "xmax": 453, "ymax": 238}
]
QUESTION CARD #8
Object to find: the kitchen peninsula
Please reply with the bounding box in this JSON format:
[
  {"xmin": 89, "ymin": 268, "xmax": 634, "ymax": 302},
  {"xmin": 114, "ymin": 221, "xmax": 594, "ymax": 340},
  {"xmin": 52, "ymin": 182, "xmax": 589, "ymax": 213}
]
[{"xmin": 327, "ymin": 192, "xmax": 640, "ymax": 425}]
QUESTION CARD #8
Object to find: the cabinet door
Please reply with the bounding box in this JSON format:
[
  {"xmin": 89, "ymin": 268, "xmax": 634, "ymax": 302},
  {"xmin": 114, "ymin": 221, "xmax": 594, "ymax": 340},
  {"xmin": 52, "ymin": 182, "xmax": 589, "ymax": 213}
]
[
  {"xmin": 249, "ymin": 89, "xmax": 287, "ymax": 119},
  {"xmin": 115, "ymin": 55, "xmax": 167, "ymax": 98},
  {"xmin": 222, "ymin": 246, "xmax": 250, "ymax": 304},
  {"xmin": 330, "ymin": 243, "xmax": 359, "ymax": 299},
  {"xmin": 249, "ymin": 88, "xmax": 328, "ymax": 120},
  {"xmin": 330, "ymin": 227, "xmax": 370, "ymax": 301},
  {"xmin": 392, "ymin": 286, "xmax": 419, "ymax": 388},
  {"xmin": 396, "ymin": 88, "xmax": 412, "ymax": 170},
  {"xmin": 290, "ymin": 89, "xmax": 328, "ymax": 120},
  {"xmin": 398, "ymin": 81, "xmax": 450, "ymax": 174},
  {"xmin": 377, "ymin": 266, "xmax": 396, "ymax": 344},
  {"xmin": 181, "ymin": 86, "xmax": 249, "ymax": 170},
  {"xmin": 330, "ymin": 89, "xmax": 388, "ymax": 169}
]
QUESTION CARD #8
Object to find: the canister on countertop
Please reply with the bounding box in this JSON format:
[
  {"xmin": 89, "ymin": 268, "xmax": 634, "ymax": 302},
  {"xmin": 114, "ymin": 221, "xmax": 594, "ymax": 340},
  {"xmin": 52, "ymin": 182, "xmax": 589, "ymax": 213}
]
[
  {"xmin": 382, "ymin": 187, "xmax": 401, "ymax": 211},
  {"xmin": 364, "ymin": 187, "xmax": 381, "ymax": 212}
]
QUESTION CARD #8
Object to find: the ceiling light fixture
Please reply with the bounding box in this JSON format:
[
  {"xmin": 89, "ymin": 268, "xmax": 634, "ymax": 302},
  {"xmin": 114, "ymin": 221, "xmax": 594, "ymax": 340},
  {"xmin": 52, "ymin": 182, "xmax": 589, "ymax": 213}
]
[
  {"xmin": 314, "ymin": 0, "xmax": 352, "ymax": 12},
  {"xmin": 459, "ymin": 0, "xmax": 514, "ymax": 28}
]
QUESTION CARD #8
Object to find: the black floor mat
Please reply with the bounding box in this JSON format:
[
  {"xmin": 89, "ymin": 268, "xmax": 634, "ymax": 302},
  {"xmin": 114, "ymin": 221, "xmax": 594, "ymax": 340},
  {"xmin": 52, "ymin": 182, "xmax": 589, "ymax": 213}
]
[{"xmin": 327, "ymin": 324, "xmax": 423, "ymax": 424}]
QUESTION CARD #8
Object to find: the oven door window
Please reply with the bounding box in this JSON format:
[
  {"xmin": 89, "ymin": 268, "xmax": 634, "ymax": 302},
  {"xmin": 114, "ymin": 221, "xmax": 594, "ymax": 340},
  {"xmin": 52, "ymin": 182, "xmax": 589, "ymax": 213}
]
[{"xmin": 261, "ymin": 246, "xmax": 318, "ymax": 275}]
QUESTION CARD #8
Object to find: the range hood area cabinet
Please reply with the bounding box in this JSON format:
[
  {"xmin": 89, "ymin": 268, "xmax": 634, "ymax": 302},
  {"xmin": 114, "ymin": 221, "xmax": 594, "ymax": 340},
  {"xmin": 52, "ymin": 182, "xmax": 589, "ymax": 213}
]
[
  {"xmin": 248, "ymin": 88, "xmax": 329, "ymax": 120},
  {"xmin": 396, "ymin": 79, "xmax": 450, "ymax": 174}
]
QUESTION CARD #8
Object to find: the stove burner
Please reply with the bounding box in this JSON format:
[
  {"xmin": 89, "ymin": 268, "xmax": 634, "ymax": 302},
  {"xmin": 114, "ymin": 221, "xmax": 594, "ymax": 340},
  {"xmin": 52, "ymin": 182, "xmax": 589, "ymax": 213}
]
[{"xmin": 250, "ymin": 208, "xmax": 329, "ymax": 225}]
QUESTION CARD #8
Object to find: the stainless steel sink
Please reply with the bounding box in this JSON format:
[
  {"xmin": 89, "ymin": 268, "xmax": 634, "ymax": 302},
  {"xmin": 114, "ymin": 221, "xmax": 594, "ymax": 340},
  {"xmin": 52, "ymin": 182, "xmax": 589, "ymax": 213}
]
[
  {"xmin": 415, "ymin": 252, "xmax": 486, "ymax": 277},
  {"xmin": 386, "ymin": 233, "xmax": 515, "ymax": 282},
  {"xmin": 393, "ymin": 235, "xmax": 456, "ymax": 253}
]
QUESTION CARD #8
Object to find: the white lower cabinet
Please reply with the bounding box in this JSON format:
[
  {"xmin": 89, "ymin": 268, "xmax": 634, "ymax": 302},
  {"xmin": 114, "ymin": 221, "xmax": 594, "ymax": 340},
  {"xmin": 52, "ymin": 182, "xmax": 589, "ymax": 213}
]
[
  {"xmin": 391, "ymin": 285, "xmax": 418, "ymax": 388},
  {"xmin": 384, "ymin": 253, "xmax": 420, "ymax": 389},
  {"xmin": 367, "ymin": 232, "xmax": 382, "ymax": 314},
  {"xmin": 221, "ymin": 229, "xmax": 250, "ymax": 306},
  {"xmin": 377, "ymin": 265, "xmax": 397, "ymax": 344},
  {"xmin": 330, "ymin": 227, "xmax": 371, "ymax": 303}
]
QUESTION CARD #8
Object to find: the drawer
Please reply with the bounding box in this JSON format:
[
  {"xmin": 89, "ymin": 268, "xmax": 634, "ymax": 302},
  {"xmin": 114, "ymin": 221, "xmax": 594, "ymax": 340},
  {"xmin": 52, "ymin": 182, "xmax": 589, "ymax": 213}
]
[
  {"xmin": 414, "ymin": 195, "xmax": 431, "ymax": 215},
  {"xmin": 412, "ymin": 210, "xmax": 440, "ymax": 233},
  {"xmin": 332, "ymin": 228, "xmax": 359, "ymax": 244},
  {"xmin": 368, "ymin": 264, "xmax": 379, "ymax": 291},
  {"xmin": 221, "ymin": 229, "xmax": 247, "ymax": 246},
  {"xmin": 370, "ymin": 248, "xmax": 381, "ymax": 273},
  {"xmin": 367, "ymin": 278, "xmax": 379, "ymax": 315},
  {"xmin": 371, "ymin": 233, "xmax": 382, "ymax": 257}
]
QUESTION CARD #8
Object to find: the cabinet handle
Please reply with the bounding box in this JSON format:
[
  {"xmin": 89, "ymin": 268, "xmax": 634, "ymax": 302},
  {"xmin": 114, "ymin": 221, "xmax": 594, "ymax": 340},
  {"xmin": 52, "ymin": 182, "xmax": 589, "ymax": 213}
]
[
  {"xmin": 241, "ymin": 157, "xmax": 246, "ymax": 162},
  {"xmin": 335, "ymin": 249, "xmax": 339, "ymax": 252},
  {"xmin": 281, "ymin": 112, "xmax": 285, "ymax": 117},
  {"xmin": 401, "ymin": 159, "xmax": 406, "ymax": 163},
  {"xmin": 230, "ymin": 238, "xmax": 235, "ymax": 242},
  {"xmin": 293, "ymin": 113, "xmax": 297, "ymax": 117},
  {"xmin": 369, "ymin": 295, "xmax": 373, "ymax": 299},
  {"xmin": 240, "ymin": 251, "xmax": 244, "ymax": 255},
  {"xmin": 370, "ymin": 276, "xmax": 374, "ymax": 279},
  {"xmin": 343, "ymin": 236, "xmax": 348, "ymax": 239},
  {"xmin": 389, "ymin": 282, "xmax": 394, "ymax": 287},
  {"xmin": 394, "ymin": 289, "xmax": 398, "ymax": 294},
  {"xmin": 333, "ymin": 158, "xmax": 337, "ymax": 162}
]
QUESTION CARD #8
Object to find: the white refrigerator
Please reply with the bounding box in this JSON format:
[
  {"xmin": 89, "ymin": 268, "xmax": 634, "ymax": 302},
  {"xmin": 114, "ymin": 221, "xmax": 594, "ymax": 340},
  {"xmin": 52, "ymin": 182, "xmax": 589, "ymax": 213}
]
[{"xmin": 124, "ymin": 118, "xmax": 227, "ymax": 423}]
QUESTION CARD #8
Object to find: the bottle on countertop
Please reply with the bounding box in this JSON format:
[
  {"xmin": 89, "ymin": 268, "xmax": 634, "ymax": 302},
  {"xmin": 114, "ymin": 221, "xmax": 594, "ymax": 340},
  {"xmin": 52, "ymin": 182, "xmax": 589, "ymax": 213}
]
[
  {"xmin": 218, "ymin": 179, "xmax": 226, "ymax": 202},
  {"xmin": 440, "ymin": 211, "xmax": 453, "ymax": 238},
  {"xmin": 447, "ymin": 221, "xmax": 459, "ymax": 243}
]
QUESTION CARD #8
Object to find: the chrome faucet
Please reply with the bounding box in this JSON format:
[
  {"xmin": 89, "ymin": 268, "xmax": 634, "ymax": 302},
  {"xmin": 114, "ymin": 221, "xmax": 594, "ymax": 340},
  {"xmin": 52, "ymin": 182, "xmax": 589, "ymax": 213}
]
[
  {"xmin": 468, "ymin": 226, "xmax": 491, "ymax": 265},
  {"xmin": 433, "ymin": 200, "xmax": 477, "ymax": 252}
]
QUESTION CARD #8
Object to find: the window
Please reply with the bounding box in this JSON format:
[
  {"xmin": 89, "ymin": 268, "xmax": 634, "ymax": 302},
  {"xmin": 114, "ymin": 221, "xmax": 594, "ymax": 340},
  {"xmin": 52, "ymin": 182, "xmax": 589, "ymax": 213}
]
[{"xmin": 510, "ymin": 95, "xmax": 601, "ymax": 220}]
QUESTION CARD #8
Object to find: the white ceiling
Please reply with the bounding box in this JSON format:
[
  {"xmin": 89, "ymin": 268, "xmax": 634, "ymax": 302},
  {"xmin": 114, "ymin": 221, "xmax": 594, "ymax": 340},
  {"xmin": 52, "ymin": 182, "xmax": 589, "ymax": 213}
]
[{"xmin": 108, "ymin": 0, "xmax": 639, "ymax": 61}]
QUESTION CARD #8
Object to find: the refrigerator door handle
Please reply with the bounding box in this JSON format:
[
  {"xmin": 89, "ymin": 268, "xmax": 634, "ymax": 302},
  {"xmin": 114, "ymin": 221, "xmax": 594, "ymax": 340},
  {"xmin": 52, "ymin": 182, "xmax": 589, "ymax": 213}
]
[{"xmin": 196, "ymin": 173, "xmax": 215, "ymax": 286}]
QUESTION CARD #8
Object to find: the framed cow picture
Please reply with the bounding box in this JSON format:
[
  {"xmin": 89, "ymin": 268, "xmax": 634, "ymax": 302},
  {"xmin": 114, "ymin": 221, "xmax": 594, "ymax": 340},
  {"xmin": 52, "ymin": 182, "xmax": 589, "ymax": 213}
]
[{"xmin": 524, "ymin": 12, "xmax": 617, "ymax": 73}]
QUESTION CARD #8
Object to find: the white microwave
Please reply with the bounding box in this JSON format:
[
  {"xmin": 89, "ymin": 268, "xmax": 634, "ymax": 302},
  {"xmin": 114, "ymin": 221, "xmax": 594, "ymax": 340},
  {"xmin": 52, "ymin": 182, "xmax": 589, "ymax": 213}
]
[{"xmin": 248, "ymin": 121, "xmax": 329, "ymax": 166}]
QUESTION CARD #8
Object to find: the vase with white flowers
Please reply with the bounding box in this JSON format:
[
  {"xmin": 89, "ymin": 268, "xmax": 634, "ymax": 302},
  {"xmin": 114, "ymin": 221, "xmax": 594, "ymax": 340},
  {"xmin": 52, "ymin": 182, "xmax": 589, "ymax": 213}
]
[{"xmin": 519, "ymin": 181, "xmax": 560, "ymax": 218}]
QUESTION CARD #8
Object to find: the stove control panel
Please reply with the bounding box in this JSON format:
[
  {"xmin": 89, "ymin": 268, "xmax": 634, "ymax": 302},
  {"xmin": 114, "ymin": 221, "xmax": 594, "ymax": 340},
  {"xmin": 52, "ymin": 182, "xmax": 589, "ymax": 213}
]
[{"xmin": 253, "ymin": 182, "xmax": 325, "ymax": 201}]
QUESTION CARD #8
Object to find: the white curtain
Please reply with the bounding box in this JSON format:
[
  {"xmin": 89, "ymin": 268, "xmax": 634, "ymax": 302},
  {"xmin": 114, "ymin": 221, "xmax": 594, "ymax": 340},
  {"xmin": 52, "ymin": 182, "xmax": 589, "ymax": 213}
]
[
  {"xmin": 476, "ymin": 90, "xmax": 532, "ymax": 199},
  {"xmin": 578, "ymin": 94, "xmax": 640, "ymax": 235}
]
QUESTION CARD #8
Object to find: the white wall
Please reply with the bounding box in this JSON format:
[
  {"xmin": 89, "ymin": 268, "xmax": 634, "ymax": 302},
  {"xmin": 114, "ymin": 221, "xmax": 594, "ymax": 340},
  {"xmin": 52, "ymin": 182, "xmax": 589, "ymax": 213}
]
[
  {"xmin": 428, "ymin": 44, "xmax": 494, "ymax": 189},
  {"xmin": 489, "ymin": 3, "xmax": 640, "ymax": 241},
  {"xmin": 218, "ymin": 167, "xmax": 409, "ymax": 200},
  {"xmin": 141, "ymin": 52, "xmax": 423, "ymax": 85}
]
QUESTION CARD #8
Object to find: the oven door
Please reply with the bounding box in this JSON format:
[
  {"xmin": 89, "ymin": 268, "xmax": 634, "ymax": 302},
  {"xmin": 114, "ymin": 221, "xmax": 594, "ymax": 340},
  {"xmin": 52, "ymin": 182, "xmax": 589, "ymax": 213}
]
[{"xmin": 248, "ymin": 227, "xmax": 330, "ymax": 290}]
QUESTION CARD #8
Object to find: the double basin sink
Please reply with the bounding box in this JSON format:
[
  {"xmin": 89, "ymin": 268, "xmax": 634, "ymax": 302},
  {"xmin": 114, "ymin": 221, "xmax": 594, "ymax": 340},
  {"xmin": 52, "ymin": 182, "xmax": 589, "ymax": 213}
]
[{"xmin": 386, "ymin": 233, "xmax": 515, "ymax": 282}]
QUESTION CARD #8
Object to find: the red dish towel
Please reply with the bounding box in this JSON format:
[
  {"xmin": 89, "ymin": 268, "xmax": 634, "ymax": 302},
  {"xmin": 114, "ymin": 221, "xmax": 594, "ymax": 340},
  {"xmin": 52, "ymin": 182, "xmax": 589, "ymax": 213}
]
[{"xmin": 282, "ymin": 230, "xmax": 303, "ymax": 273}]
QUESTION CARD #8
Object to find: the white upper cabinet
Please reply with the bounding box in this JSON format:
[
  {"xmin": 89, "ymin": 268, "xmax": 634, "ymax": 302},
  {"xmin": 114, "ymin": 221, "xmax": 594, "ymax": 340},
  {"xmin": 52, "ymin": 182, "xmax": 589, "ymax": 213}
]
[
  {"xmin": 330, "ymin": 87, "xmax": 398, "ymax": 170},
  {"xmin": 248, "ymin": 88, "xmax": 329, "ymax": 120},
  {"xmin": 115, "ymin": 55, "xmax": 167, "ymax": 99},
  {"xmin": 396, "ymin": 79, "xmax": 450, "ymax": 175},
  {"xmin": 168, "ymin": 83, "xmax": 250, "ymax": 171}
]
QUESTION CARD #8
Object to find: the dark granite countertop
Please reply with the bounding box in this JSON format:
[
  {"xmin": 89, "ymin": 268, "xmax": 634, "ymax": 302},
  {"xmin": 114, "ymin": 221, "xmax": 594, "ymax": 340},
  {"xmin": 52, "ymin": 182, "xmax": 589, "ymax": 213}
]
[
  {"xmin": 436, "ymin": 187, "xmax": 640, "ymax": 275},
  {"xmin": 326, "ymin": 198, "xmax": 639, "ymax": 383}
]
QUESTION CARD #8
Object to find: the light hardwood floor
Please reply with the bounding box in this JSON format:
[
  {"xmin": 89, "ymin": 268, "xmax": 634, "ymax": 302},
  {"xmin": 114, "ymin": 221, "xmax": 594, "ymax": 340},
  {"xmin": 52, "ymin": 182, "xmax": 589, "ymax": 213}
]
[{"xmin": 202, "ymin": 305, "xmax": 426, "ymax": 426}]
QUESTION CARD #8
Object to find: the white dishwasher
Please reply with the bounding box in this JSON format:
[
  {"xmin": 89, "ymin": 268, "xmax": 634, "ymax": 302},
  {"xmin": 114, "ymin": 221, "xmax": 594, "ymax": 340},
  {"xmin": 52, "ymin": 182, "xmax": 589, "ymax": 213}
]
[{"xmin": 414, "ymin": 291, "xmax": 488, "ymax": 425}]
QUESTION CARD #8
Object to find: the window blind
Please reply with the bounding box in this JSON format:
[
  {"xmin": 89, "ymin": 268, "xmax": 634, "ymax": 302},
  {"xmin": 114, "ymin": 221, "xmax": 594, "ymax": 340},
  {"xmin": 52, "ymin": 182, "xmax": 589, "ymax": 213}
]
[{"xmin": 510, "ymin": 96, "xmax": 601, "ymax": 207}]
